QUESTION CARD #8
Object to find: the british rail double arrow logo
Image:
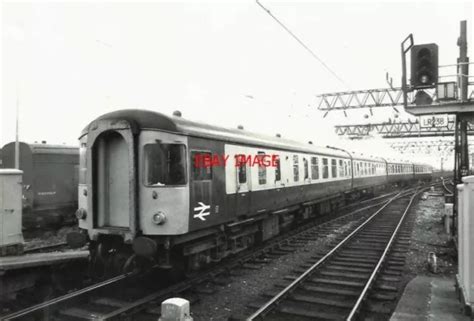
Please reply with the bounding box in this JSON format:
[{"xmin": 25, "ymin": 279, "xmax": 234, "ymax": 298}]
[{"xmin": 193, "ymin": 202, "xmax": 210, "ymax": 221}]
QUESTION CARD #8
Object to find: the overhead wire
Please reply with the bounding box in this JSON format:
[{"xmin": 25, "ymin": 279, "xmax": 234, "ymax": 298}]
[{"xmin": 256, "ymin": 0, "xmax": 349, "ymax": 89}]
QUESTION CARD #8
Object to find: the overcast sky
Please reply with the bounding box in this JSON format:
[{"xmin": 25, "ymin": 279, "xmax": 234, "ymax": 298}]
[{"xmin": 2, "ymin": 1, "xmax": 472, "ymax": 167}]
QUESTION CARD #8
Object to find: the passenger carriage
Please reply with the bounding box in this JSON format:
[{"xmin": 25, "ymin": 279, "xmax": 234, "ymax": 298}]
[{"xmin": 72, "ymin": 109, "xmax": 433, "ymax": 272}]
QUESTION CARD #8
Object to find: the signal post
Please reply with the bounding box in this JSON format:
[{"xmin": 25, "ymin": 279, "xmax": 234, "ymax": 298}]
[{"xmin": 403, "ymin": 20, "xmax": 473, "ymax": 236}]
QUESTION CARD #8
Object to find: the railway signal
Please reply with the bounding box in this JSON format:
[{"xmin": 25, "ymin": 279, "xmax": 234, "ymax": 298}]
[{"xmin": 410, "ymin": 43, "xmax": 439, "ymax": 89}]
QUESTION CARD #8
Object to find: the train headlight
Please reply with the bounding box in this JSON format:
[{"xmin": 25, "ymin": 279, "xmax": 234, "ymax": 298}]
[
  {"xmin": 152, "ymin": 212, "xmax": 166, "ymax": 225},
  {"xmin": 75, "ymin": 208, "xmax": 87, "ymax": 220}
]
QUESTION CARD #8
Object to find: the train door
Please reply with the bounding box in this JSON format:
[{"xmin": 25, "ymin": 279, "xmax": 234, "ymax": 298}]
[
  {"xmin": 235, "ymin": 156, "xmax": 250, "ymax": 216},
  {"xmin": 93, "ymin": 131, "xmax": 131, "ymax": 228},
  {"xmin": 190, "ymin": 151, "xmax": 213, "ymax": 223}
]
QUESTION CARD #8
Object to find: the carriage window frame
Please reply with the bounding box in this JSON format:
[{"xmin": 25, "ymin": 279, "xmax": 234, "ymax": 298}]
[
  {"xmin": 191, "ymin": 151, "xmax": 212, "ymax": 181},
  {"xmin": 339, "ymin": 159, "xmax": 344, "ymax": 177},
  {"xmin": 311, "ymin": 156, "xmax": 319, "ymax": 180},
  {"xmin": 322, "ymin": 157, "xmax": 329, "ymax": 179},
  {"xmin": 235, "ymin": 153, "xmax": 247, "ymax": 184},
  {"xmin": 274, "ymin": 155, "xmax": 281, "ymax": 182},
  {"xmin": 293, "ymin": 155, "xmax": 299, "ymax": 182},
  {"xmin": 331, "ymin": 159, "xmax": 337, "ymax": 178},
  {"xmin": 143, "ymin": 143, "xmax": 187, "ymax": 187},
  {"xmin": 303, "ymin": 157, "xmax": 309, "ymax": 180},
  {"xmin": 258, "ymin": 151, "xmax": 267, "ymax": 185}
]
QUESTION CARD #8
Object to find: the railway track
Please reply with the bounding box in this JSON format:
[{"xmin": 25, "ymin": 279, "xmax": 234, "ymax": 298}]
[
  {"xmin": 23, "ymin": 242, "xmax": 68, "ymax": 254},
  {"xmin": 0, "ymin": 187, "xmax": 421, "ymax": 321},
  {"xmin": 245, "ymin": 187, "xmax": 427, "ymax": 321}
]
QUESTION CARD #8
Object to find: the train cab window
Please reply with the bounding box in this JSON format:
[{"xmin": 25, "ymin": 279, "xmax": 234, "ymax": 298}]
[
  {"xmin": 311, "ymin": 157, "xmax": 319, "ymax": 180},
  {"xmin": 303, "ymin": 158, "xmax": 309, "ymax": 180},
  {"xmin": 293, "ymin": 155, "xmax": 299, "ymax": 181},
  {"xmin": 236, "ymin": 154, "xmax": 247, "ymax": 184},
  {"xmin": 274, "ymin": 155, "xmax": 281, "ymax": 181},
  {"xmin": 144, "ymin": 143, "xmax": 186, "ymax": 186},
  {"xmin": 258, "ymin": 151, "xmax": 267, "ymax": 185},
  {"xmin": 331, "ymin": 159, "xmax": 337, "ymax": 178},
  {"xmin": 339, "ymin": 160, "xmax": 344, "ymax": 177},
  {"xmin": 322, "ymin": 158, "xmax": 329, "ymax": 179},
  {"xmin": 192, "ymin": 152, "xmax": 212, "ymax": 181}
]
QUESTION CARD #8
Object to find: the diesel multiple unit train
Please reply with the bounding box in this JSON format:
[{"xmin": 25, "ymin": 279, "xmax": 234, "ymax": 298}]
[{"xmin": 69, "ymin": 109, "xmax": 433, "ymax": 274}]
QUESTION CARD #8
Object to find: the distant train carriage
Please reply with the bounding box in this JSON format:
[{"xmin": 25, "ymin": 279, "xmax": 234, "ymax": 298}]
[
  {"xmin": 1, "ymin": 142, "xmax": 79, "ymax": 228},
  {"xmin": 70, "ymin": 109, "xmax": 434, "ymax": 274}
]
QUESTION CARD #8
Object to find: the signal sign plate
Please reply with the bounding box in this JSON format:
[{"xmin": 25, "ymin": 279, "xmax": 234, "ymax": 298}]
[{"xmin": 419, "ymin": 115, "xmax": 448, "ymax": 128}]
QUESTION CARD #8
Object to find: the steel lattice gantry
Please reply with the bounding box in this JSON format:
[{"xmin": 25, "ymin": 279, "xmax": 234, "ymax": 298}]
[
  {"xmin": 317, "ymin": 88, "xmax": 436, "ymax": 114},
  {"xmin": 335, "ymin": 119, "xmax": 474, "ymax": 138}
]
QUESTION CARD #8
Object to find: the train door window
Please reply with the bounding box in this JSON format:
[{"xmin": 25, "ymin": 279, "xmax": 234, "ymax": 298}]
[
  {"xmin": 355, "ymin": 162, "xmax": 359, "ymax": 177},
  {"xmin": 344, "ymin": 161, "xmax": 348, "ymax": 177},
  {"xmin": 144, "ymin": 143, "xmax": 187, "ymax": 186},
  {"xmin": 331, "ymin": 159, "xmax": 337, "ymax": 178},
  {"xmin": 274, "ymin": 155, "xmax": 281, "ymax": 182},
  {"xmin": 303, "ymin": 158, "xmax": 309, "ymax": 180},
  {"xmin": 339, "ymin": 160, "xmax": 344, "ymax": 177},
  {"xmin": 258, "ymin": 151, "xmax": 266, "ymax": 185},
  {"xmin": 191, "ymin": 151, "xmax": 212, "ymax": 181},
  {"xmin": 311, "ymin": 157, "xmax": 319, "ymax": 180},
  {"xmin": 322, "ymin": 158, "xmax": 329, "ymax": 178},
  {"xmin": 372, "ymin": 164, "xmax": 375, "ymax": 175},
  {"xmin": 293, "ymin": 155, "xmax": 299, "ymax": 182},
  {"xmin": 348, "ymin": 161, "xmax": 352, "ymax": 176},
  {"xmin": 236, "ymin": 154, "xmax": 247, "ymax": 184}
]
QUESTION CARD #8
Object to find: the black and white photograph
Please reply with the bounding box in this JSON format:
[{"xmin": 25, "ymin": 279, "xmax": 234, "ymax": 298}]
[{"xmin": 1, "ymin": 1, "xmax": 473, "ymax": 320}]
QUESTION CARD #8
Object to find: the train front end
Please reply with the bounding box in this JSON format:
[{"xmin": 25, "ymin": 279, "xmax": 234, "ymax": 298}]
[{"xmin": 72, "ymin": 110, "xmax": 190, "ymax": 275}]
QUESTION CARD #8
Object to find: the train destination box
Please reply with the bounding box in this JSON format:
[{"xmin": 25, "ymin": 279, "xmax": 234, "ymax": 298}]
[{"xmin": 0, "ymin": 169, "xmax": 24, "ymax": 256}]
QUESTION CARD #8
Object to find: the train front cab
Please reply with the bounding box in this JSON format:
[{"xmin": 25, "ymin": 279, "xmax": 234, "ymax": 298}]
[{"xmin": 77, "ymin": 119, "xmax": 190, "ymax": 269}]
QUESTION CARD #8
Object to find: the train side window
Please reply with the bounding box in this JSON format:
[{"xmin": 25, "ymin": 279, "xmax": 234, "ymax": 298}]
[
  {"xmin": 192, "ymin": 151, "xmax": 212, "ymax": 181},
  {"xmin": 303, "ymin": 158, "xmax": 309, "ymax": 180},
  {"xmin": 274, "ymin": 155, "xmax": 281, "ymax": 181},
  {"xmin": 355, "ymin": 162, "xmax": 359, "ymax": 176},
  {"xmin": 339, "ymin": 160, "xmax": 344, "ymax": 177},
  {"xmin": 293, "ymin": 155, "xmax": 299, "ymax": 181},
  {"xmin": 258, "ymin": 151, "xmax": 266, "ymax": 185},
  {"xmin": 236, "ymin": 154, "xmax": 247, "ymax": 184},
  {"xmin": 331, "ymin": 159, "xmax": 337, "ymax": 178},
  {"xmin": 311, "ymin": 157, "xmax": 319, "ymax": 179},
  {"xmin": 348, "ymin": 161, "xmax": 352, "ymax": 176},
  {"xmin": 144, "ymin": 143, "xmax": 187, "ymax": 186},
  {"xmin": 322, "ymin": 158, "xmax": 329, "ymax": 179}
]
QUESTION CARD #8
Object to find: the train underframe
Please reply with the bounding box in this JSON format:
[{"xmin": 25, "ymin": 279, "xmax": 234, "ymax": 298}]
[{"xmin": 85, "ymin": 182, "xmax": 404, "ymax": 278}]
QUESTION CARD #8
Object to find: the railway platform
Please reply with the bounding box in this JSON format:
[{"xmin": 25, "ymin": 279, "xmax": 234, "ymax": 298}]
[
  {"xmin": 0, "ymin": 250, "xmax": 88, "ymax": 272},
  {"xmin": 390, "ymin": 276, "xmax": 468, "ymax": 321}
]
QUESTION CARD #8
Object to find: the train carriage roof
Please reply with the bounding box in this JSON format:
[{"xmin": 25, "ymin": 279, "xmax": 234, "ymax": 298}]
[
  {"xmin": 2, "ymin": 142, "xmax": 78, "ymax": 156},
  {"xmin": 81, "ymin": 109, "xmax": 410, "ymax": 163}
]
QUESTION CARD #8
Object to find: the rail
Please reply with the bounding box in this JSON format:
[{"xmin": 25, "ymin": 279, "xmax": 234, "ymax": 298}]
[{"xmin": 246, "ymin": 189, "xmax": 412, "ymax": 320}]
